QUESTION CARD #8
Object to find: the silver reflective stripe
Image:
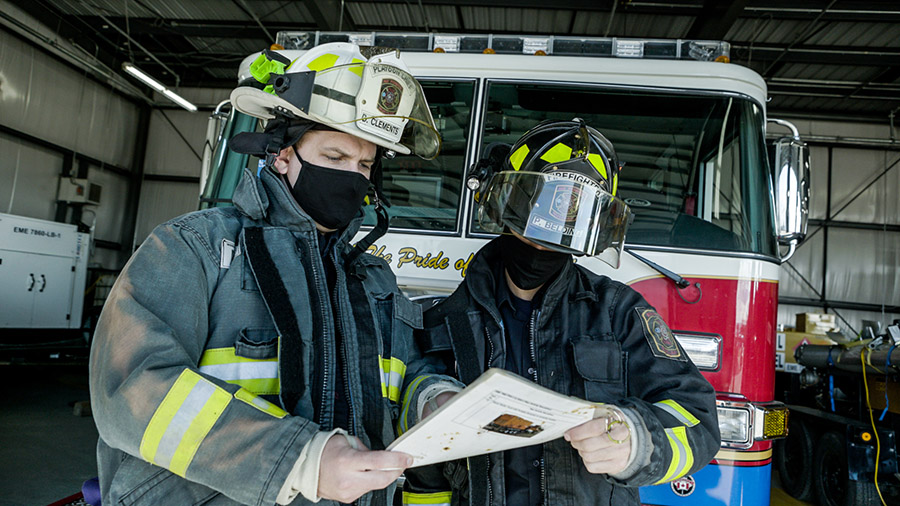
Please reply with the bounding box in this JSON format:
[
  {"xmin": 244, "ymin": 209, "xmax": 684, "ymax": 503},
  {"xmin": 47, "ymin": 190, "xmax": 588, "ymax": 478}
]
[
  {"xmin": 387, "ymin": 370, "xmax": 403, "ymax": 388},
  {"xmin": 665, "ymin": 427, "xmax": 689, "ymax": 479},
  {"xmin": 154, "ymin": 380, "xmax": 216, "ymax": 469},
  {"xmin": 199, "ymin": 362, "xmax": 278, "ymax": 381},
  {"xmin": 654, "ymin": 400, "xmax": 700, "ymax": 427}
]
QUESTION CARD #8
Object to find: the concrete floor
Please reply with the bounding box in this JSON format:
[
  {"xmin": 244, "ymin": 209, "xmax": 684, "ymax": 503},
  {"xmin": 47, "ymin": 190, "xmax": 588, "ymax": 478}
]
[
  {"xmin": 0, "ymin": 362, "xmax": 97, "ymax": 506},
  {"xmin": 0, "ymin": 359, "xmax": 814, "ymax": 506}
]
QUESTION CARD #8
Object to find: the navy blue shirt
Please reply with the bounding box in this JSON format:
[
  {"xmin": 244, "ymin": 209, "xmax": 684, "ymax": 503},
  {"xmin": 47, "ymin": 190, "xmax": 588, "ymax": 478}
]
[{"xmin": 496, "ymin": 281, "xmax": 543, "ymax": 506}]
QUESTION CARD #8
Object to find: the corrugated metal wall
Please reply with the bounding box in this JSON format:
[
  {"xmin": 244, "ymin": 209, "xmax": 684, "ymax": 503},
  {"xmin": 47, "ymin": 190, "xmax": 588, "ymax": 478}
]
[{"xmin": 776, "ymin": 118, "xmax": 900, "ymax": 336}]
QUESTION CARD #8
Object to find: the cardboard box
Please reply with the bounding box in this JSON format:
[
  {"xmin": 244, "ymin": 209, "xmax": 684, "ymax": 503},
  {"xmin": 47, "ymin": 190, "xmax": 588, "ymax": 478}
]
[
  {"xmin": 776, "ymin": 331, "xmax": 838, "ymax": 374},
  {"xmin": 795, "ymin": 312, "xmax": 838, "ymax": 335}
]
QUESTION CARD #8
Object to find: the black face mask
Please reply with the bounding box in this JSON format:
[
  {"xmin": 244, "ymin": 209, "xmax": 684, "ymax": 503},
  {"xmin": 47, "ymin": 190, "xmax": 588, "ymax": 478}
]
[
  {"xmin": 287, "ymin": 156, "xmax": 371, "ymax": 230},
  {"xmin": 499, "ymin": 234, "xmax": 571, "ymax": 290}
]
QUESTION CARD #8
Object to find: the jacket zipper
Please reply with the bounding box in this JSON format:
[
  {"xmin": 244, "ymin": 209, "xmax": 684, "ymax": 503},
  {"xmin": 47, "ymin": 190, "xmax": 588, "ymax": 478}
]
[
  {"xmin": 306, "ymin": 241, "xmax": 332, "ymax": 428},
  {"xmin": 528, "ymin": 309, "xmax": 547, "ymax": 504},
  {"xmin": 333, "ymin": 264, "xmax": 355, "ymax": 435}
]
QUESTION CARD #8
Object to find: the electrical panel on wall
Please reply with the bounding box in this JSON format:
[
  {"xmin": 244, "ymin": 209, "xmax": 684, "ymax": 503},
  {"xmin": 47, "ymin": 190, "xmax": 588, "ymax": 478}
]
[{"xmin": 58, "ymin": 178, "xmax": 102, "ymax": 205}]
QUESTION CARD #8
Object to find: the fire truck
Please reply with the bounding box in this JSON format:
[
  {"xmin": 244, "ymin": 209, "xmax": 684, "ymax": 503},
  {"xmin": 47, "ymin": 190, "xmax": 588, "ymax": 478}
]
[{"xmin": 200, "ymin": 31, "xmax": 809, "ymax": 506}]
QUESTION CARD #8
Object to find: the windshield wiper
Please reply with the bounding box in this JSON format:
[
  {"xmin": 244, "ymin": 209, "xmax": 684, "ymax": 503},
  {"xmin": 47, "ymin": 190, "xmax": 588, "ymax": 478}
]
[{"xmin": 625, "ymin": 248, "xmax": 702, "ymax": 304}]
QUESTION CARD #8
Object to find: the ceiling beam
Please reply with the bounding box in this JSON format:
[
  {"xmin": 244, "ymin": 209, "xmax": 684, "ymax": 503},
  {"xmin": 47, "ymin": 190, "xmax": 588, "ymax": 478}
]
[
  {"xmin": 731, "ymin": 43, "xmax": 900, "ymax": 67},
  {"xmin": 306, "ymin": 0, "xmax": 356, "ymax": 31},
  {"xmin": 686, "ymin": 0, "xmax": 748, "ymax": 39}
]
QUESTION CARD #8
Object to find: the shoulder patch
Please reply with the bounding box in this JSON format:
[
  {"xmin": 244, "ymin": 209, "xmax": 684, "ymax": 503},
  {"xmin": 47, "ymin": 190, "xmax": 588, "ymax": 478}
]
[{"xmin": 635, "ymin": 307, "xmax": 687, "ymax": 362}]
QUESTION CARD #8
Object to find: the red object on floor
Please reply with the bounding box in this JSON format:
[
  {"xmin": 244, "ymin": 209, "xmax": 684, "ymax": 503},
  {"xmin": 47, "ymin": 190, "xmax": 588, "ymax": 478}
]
[{"xmin": 44, "ymin": 492, "xmax": 85, "ymax": 506}]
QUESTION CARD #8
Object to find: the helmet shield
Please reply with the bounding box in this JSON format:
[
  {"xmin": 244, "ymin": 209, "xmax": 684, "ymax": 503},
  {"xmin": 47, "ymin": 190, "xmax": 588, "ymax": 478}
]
[
  {"xmin": 231, "ymin": 62, "xmax": 440, "ymax": 159},
  {"xmin": 479, "ymin": 171, "xmax": 631, "ymax": 266}
]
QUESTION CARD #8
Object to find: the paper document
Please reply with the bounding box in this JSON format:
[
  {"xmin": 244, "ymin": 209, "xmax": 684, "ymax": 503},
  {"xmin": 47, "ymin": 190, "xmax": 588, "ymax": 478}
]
[{"xmin": 388, "ymin": 368, "xmax": 607, "ymax": 467}]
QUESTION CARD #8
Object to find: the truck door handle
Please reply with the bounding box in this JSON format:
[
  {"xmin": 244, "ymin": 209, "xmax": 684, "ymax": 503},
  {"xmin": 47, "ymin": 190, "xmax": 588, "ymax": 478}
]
[
  {"xmin": 28, "ymin": 273, "xmax": 35, "ymax": 291},
  {"xmin": 39, "ymin": 274, "xmax": 47, "ymax": 292}
]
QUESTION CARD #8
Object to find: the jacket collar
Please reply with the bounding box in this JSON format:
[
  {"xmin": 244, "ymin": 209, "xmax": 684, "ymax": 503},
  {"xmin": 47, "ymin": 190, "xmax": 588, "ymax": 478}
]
[
  {"xmin": 232, "ymin": 167, "xmax": 364, "ymax": 247},
  {"xmin": 465, "ymin": 236, "xmax": 575, "ymax": 323}
]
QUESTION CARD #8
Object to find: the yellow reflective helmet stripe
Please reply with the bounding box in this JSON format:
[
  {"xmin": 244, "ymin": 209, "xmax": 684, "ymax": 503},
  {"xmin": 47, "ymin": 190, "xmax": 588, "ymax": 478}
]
[
  {"xmin": 509, "ymin": 144, "xmax": 530, "ymax": 171},
  {"xmin": 402, "ymin": 491, "xmax": 452, "ymax": 505},
  {"xmin": 654, "ymin": 399, "xmax": 700, "ymax": 427},
  {"xmin": 397, "ymin": 374, "xmax": 431, "ymax": 435},
  {"xmin": 379, "ymin": 356, "xmax": 408, "ymax": 403},
  {"xmin": 198, "ymin": 347, "xmax": 279, "ymax": 395},
  {"xmin": 539, "ymin": 142, "xmax": 573, "ymax": 164},
  {"xmin": 586, "ymin": 153, "xmax": 608, "ymax": 179},
  {"xmin": 349, "ymin": 57, "xmax": 365, "ymax": 77},
  {"xmin": 140, "ymin": 369, "xmax": 232, "ymax": 477},
  {"xmin": 307, "ymin": 53, "xmax": 340, "ymax": 72},
  {"xmin": 654, "ymin": 426, "xmax": 694, "ymax": 484},
  {"xmin": 234, "ymin": 388, "xmax": 287, "ymax": 419}
]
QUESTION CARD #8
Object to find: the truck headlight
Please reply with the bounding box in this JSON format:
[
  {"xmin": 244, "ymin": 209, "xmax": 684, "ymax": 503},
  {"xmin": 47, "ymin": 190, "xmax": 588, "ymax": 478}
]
[
  {"xmin": 717, "ymin": 406, "xmax": 752, "ymax": 447},
  {"xmin": 674, "ymin": 333, "xmax": 721, "ymax": 370}
]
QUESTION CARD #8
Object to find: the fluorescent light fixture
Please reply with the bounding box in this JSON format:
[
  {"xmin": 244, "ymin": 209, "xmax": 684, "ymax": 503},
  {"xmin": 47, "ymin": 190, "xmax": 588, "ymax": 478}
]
[
  {"xmin": 122, "ymin": 62, "xmax": 197, "ymax": 112},
  {"xmin": 162, "ymin": 89, "xmax": 198, "ymax": 113}
]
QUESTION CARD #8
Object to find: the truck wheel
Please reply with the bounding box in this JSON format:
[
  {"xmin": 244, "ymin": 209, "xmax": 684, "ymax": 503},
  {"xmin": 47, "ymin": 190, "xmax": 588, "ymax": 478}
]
[
  {"xmin": 812, "ymin": 431, "xmax": 882, "ymax": 506},
  {"xmin": 813, "ymin": 432, "xmax": 848, "ymax": 506},
  {"xmin": 774, "ymin": 417, "xmax": 814, "ymax": 501}
]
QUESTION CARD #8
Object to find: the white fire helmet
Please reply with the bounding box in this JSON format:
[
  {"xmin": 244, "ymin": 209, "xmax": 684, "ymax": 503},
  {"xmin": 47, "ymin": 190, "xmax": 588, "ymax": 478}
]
[{"xmin": 230, "ymin": 42, "xmax": 441, "ymax": 159}]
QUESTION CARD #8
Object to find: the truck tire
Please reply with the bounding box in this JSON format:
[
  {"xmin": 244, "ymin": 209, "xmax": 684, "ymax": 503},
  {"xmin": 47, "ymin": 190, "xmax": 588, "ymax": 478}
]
[
  {"xmin": 812, "ymin": 431, "xmax": 881, "ymax": 506},
  {"xmin": 774, "ymin": 417, "xmax": 814, "ymax": 501}
]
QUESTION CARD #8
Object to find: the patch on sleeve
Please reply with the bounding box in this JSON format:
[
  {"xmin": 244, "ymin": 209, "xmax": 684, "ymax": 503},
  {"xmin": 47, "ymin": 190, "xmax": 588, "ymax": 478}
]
[{"xmin": 635, "ymin": 307, "xmax": 687, "ymax": 362}]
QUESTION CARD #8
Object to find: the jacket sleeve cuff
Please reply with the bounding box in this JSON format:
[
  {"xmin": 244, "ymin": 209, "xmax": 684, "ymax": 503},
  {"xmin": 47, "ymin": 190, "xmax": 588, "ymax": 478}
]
[
  {"xmin": 415, "ymin": 382, "xmax": 463, "ymax": 423},
  {"xmin": 276, "ymin": 429, "xmax": 347, "ymax": 504},
  {"xmin": 609, "ymin": 407, "xmax": 653, "ymax": 481}
]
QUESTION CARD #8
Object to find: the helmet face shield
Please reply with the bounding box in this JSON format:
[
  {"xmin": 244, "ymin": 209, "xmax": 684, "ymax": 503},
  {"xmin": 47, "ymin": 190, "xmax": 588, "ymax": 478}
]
[
  {"xmin": 479, "ymin": 171, "xmax": 631, "ymax": 265},
  {"xmin": 231, "ymin": 62, "xmax": 441, "ymax": 159}
]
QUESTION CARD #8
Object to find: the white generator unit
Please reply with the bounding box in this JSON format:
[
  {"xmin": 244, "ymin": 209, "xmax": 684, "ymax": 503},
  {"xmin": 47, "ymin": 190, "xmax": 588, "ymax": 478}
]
[{"xmin": 0, "ymin": 213, "xmax": 89, "ymax": 329}]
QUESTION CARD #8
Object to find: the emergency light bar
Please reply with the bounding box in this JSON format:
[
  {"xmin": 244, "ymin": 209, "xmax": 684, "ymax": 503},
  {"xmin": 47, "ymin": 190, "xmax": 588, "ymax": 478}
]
[{"xmin": 275, "ymin": 31, "xmax": 731, "ymax": 62}]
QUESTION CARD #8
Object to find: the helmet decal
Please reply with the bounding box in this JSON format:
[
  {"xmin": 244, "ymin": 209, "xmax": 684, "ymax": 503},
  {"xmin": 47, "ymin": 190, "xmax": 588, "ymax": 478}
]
[
  {"xmin": 306, "ymin": 53, "xmax": 339, "ymax": 72},
  {"xmin": 377, "ymin": 78, "xmax": 403, "ymax": 114},
  {"xmin": 539, "ymin": 142, "xmax": 573, "ymax": 164},
  {"xmin": 587, "ymin": 153, "xmax": 608, "ymax": 179},
  {"xmin": 509, "ymin": 144, "xmax": 530, "ymax": 171}
]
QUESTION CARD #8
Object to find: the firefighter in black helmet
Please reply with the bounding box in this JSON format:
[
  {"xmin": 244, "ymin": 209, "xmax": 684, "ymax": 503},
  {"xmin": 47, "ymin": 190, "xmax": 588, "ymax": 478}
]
[{"xmin": 405, "ymin": 119, "xmax": 720, "ymax": 506}]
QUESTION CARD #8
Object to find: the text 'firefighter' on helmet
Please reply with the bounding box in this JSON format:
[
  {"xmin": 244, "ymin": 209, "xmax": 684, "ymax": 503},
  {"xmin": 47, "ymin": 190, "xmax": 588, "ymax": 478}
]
[
  {"xmin": 230, "ymin": 42, "xmax": 441, "ymax": 160},
  {"xmin": 471, "ymin": 119, "xmax": 632, "ymax": 267}
]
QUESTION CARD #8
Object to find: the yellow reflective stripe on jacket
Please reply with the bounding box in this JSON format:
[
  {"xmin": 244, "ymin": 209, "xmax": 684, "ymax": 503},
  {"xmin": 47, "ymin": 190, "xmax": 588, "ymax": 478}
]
[
  {"xmin": 539, "ymin": 142, "xmax": 573, "ymax": 164},
  {"xmin": 402, "ymin": 491, "xmax": 452, "ymax": 505},
  {"xmin": 198, "ymin": 347, "xmax": 279, "ymax": 395},
  {"xmin": 234, "ymin": 388, "xmax": 287, "ymax": 419},
  {"xmin": 398, "ymin": 374, "xmax": 431, "ymax": 435},
  {"xmin": 655, "ymin": 426, "xmax": 694, "ymax": 484},
  {"xmin": 379, "ymin": 356, "xmax": 407, "ymax": 403},
  {"xmin": 612, "ymin": 173, "xmax": 618, "ymax": 195},
  {"xmin": 140, "ymin": 369, "xmax": 232, "ymax": 477},
  {"xmin": 654, "ymin": 399, "xmax": 700, "ymax": 427},
  {"xmin": 509, "ymin": 144, "xmax": 530, "ymax": 170}
]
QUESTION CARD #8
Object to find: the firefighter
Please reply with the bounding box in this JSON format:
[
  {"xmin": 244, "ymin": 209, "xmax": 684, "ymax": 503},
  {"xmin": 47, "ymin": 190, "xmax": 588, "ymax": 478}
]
[
  {"xmin": 404, "ymin": 119, "xmax": 721, "ymax": 506},
  {"xmin": 90, "ymin": 43, "xmax": 460, "ymax": 506}
]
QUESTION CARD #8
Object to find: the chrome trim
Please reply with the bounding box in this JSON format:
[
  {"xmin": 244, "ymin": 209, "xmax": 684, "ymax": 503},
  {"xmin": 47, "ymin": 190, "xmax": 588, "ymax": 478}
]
[{"xmin": 673, "ymin": 332, "xmax": 722, "ymax": 371}]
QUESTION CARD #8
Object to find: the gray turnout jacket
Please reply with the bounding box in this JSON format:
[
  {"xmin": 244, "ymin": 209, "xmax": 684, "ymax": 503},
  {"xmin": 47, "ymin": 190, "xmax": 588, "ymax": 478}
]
[
  {"xmin": 90, "ymin": 167, "xmax": 450, "ymax": 506},
  {"xmin": 409, "ymin": 237, "xmax": 720, "ymax": 506}
]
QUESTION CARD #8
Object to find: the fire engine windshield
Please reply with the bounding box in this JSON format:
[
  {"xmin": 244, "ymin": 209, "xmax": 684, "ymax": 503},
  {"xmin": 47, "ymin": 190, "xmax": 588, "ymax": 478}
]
[{"xmin": 476, "ymin": 82, "xmax": 777, "ymax": 258}]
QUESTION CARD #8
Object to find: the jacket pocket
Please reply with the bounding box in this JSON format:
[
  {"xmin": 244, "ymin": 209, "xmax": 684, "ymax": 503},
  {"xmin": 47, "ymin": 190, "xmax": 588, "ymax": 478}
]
[
  {"xmin": 234, "ymin": 327, "xmax": 278, "ymax": 359},
  {"xmin": 571, "ymin": 336, "xmax": 626, "ymax": 401}
]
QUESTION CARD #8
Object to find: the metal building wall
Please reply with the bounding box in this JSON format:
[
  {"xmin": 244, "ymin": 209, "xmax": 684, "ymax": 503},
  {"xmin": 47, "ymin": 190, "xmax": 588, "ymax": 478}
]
[
  {"xmin": 133, "ymin": 87, "xmax": 229, "ymax": 248},
  {"xmin": 777, "ymin": 118, "xmax": 900, "ymax": 336},
  {"xmin": 0, "ymin": 27, "xmax": 140, "ymax": 269}
]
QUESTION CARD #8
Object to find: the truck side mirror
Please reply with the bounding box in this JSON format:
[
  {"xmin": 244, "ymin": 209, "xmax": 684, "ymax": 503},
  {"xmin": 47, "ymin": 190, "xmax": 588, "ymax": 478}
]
[{"xmin": 767, "ymin": 119, "xmax": 810, "ymax": 263}]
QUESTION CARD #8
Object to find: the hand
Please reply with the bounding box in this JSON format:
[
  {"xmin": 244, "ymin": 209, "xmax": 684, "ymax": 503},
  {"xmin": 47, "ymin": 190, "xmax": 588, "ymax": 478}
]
[
  {"xmin": 422, "ymin": 391, "xmax": 457, "ymax": 420},
  {"xmin": 317, "ymin": 434, "xmax": 413, "ymax": 503},
  {"xmin": 564, "ymin": 409, "xmax": 632, "ymax": 475}
]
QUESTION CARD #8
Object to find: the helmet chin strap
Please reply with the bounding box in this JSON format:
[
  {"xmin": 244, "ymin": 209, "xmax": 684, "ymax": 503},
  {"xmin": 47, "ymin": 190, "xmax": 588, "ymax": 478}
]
[
  {"xmin": 345, "ymin": 151, "xmax": 389, "ymax": 274},
  {"xmin": 345, "ymin": 195, "xmax": 388, "ymax": 276}
]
